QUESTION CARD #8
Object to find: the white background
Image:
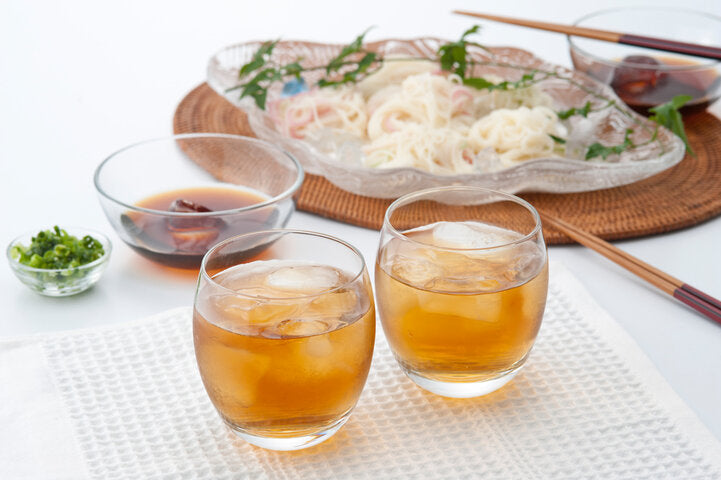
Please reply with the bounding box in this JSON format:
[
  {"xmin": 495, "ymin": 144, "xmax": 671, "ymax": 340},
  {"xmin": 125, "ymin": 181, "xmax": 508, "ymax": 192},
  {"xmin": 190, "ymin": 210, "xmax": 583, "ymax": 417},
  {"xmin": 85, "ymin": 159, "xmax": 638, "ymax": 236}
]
[{"xmin": 1, "ymin": 0, "xmax": 720, "ymax": 444}]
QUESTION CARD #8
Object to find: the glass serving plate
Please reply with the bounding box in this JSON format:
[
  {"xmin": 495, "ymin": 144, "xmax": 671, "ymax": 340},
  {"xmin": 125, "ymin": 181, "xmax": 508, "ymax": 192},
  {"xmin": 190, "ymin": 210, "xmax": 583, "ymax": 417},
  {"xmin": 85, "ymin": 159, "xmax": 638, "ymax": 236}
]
[{"xmin": 207, "ymin": 38, "xmax": 685, "ymax": 198}]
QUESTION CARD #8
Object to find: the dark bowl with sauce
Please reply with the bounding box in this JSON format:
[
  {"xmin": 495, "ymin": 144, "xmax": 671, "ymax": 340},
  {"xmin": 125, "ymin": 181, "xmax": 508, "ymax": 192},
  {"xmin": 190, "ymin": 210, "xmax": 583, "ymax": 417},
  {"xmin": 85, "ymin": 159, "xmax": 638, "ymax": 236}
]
[
  {"xmin": 94, "ymin": 134, "xmax": 304, "ymax": 269},
  {"xmin": 568, "ymin": 7, "xmax": 721, "ymax": 114}
]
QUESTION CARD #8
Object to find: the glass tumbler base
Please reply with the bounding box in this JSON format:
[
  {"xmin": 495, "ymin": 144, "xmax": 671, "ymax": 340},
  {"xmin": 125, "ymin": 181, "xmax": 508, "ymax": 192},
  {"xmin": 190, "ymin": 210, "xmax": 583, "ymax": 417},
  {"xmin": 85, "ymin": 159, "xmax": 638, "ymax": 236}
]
[
  {"xmin": 224, "ymin": 412, "xmax": 350, "ymax": 451},
  {"xmin": 404, "ymin": 365, "xmax": 522, "ymax": 398}
]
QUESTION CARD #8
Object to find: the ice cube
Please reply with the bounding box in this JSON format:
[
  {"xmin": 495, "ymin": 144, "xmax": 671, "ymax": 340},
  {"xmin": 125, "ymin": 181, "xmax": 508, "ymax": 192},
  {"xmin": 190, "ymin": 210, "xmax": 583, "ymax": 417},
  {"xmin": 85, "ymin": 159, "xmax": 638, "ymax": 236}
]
[
  {"xmin": 247, "ymin": 301, "xmax": 302, "ymax": 326},
  {"xmin": 408, "ymin": 246, "xmax": 503, "ymax": 293},
  {"xmin": 419, "ymin": 289, "xmax": 502, "ymax": 322},
  {"xmin": 210, "ymin": 295, "xmax": 259, "ymax": 333},
  {"xmin": 303, "ymin": 335, "xmax": 334, "ymax": 357},
  {"xmin": 210, "ymin": 261, "xmax": 271, "ymax": 292},
  {"xmin": 389, "ymin": 254, "xmax": 443, "ymax": 289},
  {"xmin": 504, "ymin": 243, "xmax": 545, "ymax": 283},
  {"xmin": 211, "ymin": 295, "xmax": 301, "ymax": 330},
  {"xmin": 306, "ymin": 288, "xmax": 359, "ymax": 320},
  {"xmin": 212, "ymin": 294, "xmax": 258, "ymax": 315},
  {"xmin": 208, "ymin": 346, "xmax": 271, "ymax": 408},
  {"xmin": 424, "ymin": 271, "xmax": 502, "ymax": 293},
  {"xmin": 431, "ymin": 221, "xmax": 518, "ymax": 249},
  {"xmin": 265, "ymin": 264, "xmax": 342, "ymax": 294},
  {"xmin": 272, "ymin": 318, "xmax": 331, "ymax": 338}
]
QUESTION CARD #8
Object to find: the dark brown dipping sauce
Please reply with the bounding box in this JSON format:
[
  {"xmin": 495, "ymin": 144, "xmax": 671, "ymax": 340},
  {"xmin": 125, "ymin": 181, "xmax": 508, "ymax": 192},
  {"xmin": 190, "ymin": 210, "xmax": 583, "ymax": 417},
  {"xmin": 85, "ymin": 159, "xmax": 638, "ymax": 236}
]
[
  {"xmin": 136, "ymin": 186, "xmax": 266, "ymax": 212},
  {"xmin": 122, "ymin": 186, "xmax": 277, "ymax": 269},
  {"xmin": 611, "ymin": 56, "xmax": 721, "ymax": 114}
]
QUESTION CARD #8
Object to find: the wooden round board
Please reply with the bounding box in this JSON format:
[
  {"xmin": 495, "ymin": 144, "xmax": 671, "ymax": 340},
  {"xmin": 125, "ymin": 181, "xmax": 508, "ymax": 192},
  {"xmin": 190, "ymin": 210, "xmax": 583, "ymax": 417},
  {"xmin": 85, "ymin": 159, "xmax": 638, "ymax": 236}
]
[{"xmin": 174, "ymin": 83, "xmax": 721, "ymax": 244}]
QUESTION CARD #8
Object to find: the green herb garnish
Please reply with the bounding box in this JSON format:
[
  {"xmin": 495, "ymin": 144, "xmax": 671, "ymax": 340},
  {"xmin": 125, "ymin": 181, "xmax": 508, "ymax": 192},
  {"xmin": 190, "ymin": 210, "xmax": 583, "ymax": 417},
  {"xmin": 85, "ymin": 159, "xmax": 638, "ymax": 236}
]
[
  {"xmin": 582, "ymin": 96, "xmax": 692, "ymax": 160},
  {"xmin": 319, "ymin": 28, "xmax": 378, "ymax": 87},
  {"xmin": 11, "ymin": 226, "xmax": 105, "ymax": 270},
  {"xmin": 557, "ymin": 101, "xmax": 592, "ymax": 120},
  {"xmin": 438, "ymin": 25, "xmax": 485, "ymax": 77},
  {"xmin": 585, "ymin": 129, "xmax": 634, "ymax": 160},
  {"xmin": 649, "ymin": 95, "xmax": 694, "ymax": 155}
]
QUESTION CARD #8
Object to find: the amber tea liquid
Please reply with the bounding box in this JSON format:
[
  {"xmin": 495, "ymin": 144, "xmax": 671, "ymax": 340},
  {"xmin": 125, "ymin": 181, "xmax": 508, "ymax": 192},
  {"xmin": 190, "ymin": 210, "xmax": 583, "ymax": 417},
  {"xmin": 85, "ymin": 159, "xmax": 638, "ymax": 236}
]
[
  {"xmin": 376, "ymin": 221, "xmax": 548, "ymax": 395},
  {"xmin": 193, "ymin": 260, "xmax": 375, "ymax": 440}
]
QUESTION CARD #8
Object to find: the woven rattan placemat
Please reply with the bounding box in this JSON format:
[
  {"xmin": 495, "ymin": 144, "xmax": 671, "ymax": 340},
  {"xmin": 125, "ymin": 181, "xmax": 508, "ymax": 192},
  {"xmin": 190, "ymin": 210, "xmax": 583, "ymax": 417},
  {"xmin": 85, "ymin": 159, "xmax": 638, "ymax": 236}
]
[{"xmin": 173, "ymin": 83, "xmax": 721, "ymax": 244}]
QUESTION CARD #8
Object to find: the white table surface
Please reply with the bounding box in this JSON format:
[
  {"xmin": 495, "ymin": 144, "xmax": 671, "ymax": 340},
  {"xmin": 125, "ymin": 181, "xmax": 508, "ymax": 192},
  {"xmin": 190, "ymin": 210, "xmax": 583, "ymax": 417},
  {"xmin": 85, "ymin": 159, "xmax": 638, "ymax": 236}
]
[{"xmin": 1, "ymin": 0, "xmax": 720, "ymax": 447}]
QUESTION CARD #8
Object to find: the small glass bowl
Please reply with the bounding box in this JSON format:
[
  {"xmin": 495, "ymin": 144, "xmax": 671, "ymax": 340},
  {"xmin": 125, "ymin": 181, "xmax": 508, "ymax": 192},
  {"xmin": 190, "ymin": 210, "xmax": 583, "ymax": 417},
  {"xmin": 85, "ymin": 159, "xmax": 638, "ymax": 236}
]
[
  {"xmin": 569, "ymin": 7, "xmax": 721, "ymax": 113},
  {"xmin": 7, "ymin": 227, "xmax": 112, "ymax": 297},
  {"xmin": 94, "ymin": 134, "xmax": 304, "ymax": 269}
]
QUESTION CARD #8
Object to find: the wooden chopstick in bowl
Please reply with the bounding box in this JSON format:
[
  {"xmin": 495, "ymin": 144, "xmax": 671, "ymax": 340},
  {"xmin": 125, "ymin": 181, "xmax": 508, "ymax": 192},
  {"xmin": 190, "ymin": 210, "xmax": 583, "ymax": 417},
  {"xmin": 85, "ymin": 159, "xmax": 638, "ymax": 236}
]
[
  {"xmin": 453, "ymin": 10, "xmax": 721, "ymax": 61},
  {"xmin": 538, "ymin": 209, "xmax": 721, "ymax": 325}
]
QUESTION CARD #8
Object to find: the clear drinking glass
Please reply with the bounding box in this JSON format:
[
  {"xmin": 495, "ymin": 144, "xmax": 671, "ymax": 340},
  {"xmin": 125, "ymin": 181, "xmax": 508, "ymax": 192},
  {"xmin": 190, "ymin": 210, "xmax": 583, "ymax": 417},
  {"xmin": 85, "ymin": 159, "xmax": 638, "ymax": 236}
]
[
  {"xmin": 193, "ymin": 230, "xmax": 375, "ymax": 450},
  {"xmin": 375, "ymin": 186, "xmax": 548, "ymax": 398}
]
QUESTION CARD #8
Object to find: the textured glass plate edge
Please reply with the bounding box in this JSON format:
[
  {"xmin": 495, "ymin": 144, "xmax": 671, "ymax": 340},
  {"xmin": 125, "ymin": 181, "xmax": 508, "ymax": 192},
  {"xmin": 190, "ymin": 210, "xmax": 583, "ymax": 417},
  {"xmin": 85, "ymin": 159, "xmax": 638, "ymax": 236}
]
[{"xmin": 207, "ymin": 38, "xmax": 685, "ymax": 198}]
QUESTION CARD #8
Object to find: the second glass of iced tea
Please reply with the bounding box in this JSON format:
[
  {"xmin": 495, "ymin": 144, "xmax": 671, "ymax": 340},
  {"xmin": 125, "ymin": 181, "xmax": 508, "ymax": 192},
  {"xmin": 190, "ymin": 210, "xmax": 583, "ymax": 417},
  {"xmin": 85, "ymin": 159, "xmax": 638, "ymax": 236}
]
[
  {"xmin": 193, "ymin": 230, "xmax": 375, "ymax": 450},
  {"xmin": 375, "ymin": 186, "xmax": 548, "ymax": 398}
]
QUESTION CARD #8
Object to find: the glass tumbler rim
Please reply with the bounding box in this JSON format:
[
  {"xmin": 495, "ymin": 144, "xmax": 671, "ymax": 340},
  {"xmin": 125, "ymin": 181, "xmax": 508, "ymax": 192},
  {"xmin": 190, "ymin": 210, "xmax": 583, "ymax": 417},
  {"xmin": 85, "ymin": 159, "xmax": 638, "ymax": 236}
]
[
  {"xmin": 93, "ymin": 133, "xmax": 304, "ymax": 217},
  {"xmin": 382, "ymin": 186, "xmax": 543, "ymax": 252},
  {"xmin": 199, "ymin": 228, "xmax": 368, "ymax": 301}
]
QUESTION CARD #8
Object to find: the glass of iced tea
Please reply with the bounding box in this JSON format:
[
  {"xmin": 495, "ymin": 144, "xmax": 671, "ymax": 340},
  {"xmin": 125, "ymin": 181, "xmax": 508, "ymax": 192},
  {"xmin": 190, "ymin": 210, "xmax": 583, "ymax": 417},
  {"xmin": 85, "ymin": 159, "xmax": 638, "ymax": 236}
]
[
  {"xmin": 193, "ymin": 230, "xmax": 375, "ymax": 450},
  {"xmin": 375, "ymin": 186, "xmax": 548, "ymax": 398}
]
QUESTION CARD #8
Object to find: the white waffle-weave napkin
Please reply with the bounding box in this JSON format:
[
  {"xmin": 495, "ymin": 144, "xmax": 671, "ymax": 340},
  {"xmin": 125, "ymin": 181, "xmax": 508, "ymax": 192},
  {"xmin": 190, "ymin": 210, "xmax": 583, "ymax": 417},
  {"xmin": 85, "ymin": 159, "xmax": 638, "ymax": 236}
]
[{"xmin": 2, "ymin": 262, "xmax": 720, "ymax": 479}]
